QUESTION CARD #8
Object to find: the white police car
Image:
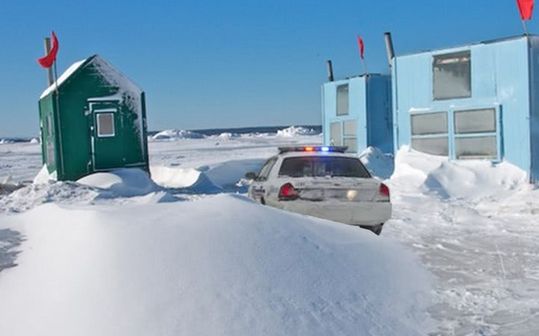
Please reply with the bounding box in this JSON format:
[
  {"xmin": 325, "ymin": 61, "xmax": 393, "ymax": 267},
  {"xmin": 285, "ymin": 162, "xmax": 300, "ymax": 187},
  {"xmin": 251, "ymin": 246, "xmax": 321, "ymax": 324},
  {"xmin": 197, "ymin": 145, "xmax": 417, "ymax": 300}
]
[{"xmin": 246, "ymin": 146, "xmax": 392, "ymax": 235}]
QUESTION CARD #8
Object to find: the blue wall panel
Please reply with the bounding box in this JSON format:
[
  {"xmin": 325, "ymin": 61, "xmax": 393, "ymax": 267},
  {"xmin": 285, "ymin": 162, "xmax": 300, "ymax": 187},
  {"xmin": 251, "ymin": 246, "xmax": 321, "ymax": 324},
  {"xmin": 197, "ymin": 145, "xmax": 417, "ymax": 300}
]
[
  {"xmin": 322, "ymin": 75, "xmax": 392, "ymax": 154},
  {"xmin": 393, "ymin": 36, "xmax": 532, "ymax": 173}
]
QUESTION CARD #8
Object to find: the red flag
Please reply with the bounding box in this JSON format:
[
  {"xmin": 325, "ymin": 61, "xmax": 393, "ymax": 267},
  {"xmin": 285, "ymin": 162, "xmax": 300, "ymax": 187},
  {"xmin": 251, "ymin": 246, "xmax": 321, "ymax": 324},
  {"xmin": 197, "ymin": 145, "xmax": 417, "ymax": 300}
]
[
  {"xmin": 357, "ymin": 35, "xmax": 365, "ymax": 60},
  {"xmin": 517, "ymin": 0, "xmax": 534, "ymax": 20},
  {"xmin": 37, "ymin": 31, "xmax": 59, "ymax": 68}
]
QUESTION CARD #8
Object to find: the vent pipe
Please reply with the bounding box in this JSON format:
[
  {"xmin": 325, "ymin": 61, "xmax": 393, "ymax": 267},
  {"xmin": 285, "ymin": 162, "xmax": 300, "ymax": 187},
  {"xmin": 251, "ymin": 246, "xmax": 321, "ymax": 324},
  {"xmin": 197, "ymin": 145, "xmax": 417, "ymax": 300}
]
[
  {"xmin": 384, "ymin": 32, "xmax": 395, "ymax": 68},
  {"xmin": 326, "ymin": 60, "xmax": 334, "ymax": 82},
  {"xmin": 44, "ymin": 37, "xmax": 54, "ymax": 86}
]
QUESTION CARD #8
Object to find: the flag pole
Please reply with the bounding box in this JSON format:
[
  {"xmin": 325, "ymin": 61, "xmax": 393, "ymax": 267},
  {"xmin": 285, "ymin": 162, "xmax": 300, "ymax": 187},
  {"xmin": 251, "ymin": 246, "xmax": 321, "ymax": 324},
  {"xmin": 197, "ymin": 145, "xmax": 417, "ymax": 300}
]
[
  {"xmin": 362, "ymin": 58, "xmax": 368, "ymax": 76},
  {"xmin": 522, "ymin": 19, "xmax": 529, "ymax": 36}
]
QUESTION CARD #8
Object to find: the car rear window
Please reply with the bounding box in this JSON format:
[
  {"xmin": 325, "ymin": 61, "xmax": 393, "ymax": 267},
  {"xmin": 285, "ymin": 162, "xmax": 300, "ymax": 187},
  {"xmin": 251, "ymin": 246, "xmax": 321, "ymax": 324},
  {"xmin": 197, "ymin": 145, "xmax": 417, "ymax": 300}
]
[{"xmin": 278, "ymin": 156, "xmax": 371, "ymax": 178}]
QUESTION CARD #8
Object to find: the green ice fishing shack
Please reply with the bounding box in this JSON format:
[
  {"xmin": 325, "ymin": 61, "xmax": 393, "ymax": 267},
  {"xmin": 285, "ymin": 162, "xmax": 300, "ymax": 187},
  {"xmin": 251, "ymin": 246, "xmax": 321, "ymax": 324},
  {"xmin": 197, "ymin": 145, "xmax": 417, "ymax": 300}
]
[{"xmin": 38, "ymin": 55, "xmax": 150, "ymax": 181}]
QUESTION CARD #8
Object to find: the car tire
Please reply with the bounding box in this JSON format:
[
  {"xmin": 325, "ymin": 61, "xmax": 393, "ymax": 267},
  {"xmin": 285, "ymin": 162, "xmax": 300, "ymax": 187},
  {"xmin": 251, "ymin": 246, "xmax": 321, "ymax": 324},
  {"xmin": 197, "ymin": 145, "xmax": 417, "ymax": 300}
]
[{"xmin": 360, "ymin": 224, "xmax": 383, "ymax": 235}]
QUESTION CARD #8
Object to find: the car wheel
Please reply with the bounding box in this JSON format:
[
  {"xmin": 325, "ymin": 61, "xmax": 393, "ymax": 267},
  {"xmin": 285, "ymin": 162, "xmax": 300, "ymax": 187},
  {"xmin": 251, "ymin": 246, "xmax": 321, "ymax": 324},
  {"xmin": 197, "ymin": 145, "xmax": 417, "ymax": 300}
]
[{"xmin": 360, "ymin": 224, "xmax": 383, "ymax": 236}]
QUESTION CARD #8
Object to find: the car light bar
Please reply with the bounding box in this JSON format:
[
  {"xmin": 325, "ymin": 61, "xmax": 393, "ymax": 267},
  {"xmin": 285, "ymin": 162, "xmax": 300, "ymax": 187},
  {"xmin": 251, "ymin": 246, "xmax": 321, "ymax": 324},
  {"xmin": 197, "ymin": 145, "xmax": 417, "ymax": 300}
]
[{"xmin": 278, "ymin": 146, "xmax": 348, "ymax": 154}]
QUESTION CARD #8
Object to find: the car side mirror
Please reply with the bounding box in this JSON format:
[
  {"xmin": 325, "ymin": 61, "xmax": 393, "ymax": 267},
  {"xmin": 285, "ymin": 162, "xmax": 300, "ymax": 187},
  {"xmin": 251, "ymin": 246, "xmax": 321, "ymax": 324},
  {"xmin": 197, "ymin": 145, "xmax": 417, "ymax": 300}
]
[{"xmin": 245, "ymin": 172, "xmax": 258, "ymax": 180}]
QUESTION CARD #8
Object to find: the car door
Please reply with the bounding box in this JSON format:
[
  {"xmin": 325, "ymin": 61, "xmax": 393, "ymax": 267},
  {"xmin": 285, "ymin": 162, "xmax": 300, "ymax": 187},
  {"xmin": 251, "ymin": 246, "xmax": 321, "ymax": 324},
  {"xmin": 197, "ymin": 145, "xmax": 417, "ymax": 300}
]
[{"xmin": 250, "ymin": 157, "xmax": 277, "ymax": 203}]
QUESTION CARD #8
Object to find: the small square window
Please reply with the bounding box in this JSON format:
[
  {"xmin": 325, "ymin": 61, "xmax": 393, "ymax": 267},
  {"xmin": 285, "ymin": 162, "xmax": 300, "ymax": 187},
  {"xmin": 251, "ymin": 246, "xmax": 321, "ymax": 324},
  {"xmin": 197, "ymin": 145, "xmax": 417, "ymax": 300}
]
[
  {"xmin": 97, "ymin": 113, "xmax": 115, "ymax": 137},
  {"xmin": 433, "ymin": 51, "xmax": 471, "ymax": 100},
  {"xmin": 330, "ymin": 122, "xmax": 342, "ymax": 145},
  {"xmin": 336, "ymin": 84, "xmax": 349, "ymax": 116},
  {"xmin": 454, "ymin": 108, "xmax": 496, "ymax": 134},
  {"xmin": 411, "ymin": 112, "xmax": 448, "ymax": 136},
  {"xmin": 411, "ymin": 137, "xmax": 449, "ymax": 156}
]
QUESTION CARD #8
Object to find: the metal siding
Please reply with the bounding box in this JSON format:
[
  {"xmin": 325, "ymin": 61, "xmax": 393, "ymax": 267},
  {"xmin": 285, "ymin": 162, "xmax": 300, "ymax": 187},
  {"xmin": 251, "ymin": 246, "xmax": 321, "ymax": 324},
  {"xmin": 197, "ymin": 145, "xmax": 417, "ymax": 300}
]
[
  {"xmin": 366, "ymin": 75, "xmax": 393, "ymax": 153},
  {"xmin": 529, "ymin": 36, "xmax": 539, "ymax": 182},
  {"xmin": 322, "ymin": 75, "xmax": 392, "ymax": 154},
  {"xmin": 394, "ymin": 37, "xmax": 531, "ymax": 173},
  {"xmin": 348, "ymin": 77, "xmax": 367, "ymax": 150}
]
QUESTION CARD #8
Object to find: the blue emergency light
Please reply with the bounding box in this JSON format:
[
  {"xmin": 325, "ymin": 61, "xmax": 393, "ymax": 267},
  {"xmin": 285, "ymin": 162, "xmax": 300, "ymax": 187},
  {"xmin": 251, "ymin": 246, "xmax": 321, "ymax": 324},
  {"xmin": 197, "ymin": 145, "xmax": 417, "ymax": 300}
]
[{"xmin": 278, "ymin": 146, "xmax": 348, "ymax": 154}]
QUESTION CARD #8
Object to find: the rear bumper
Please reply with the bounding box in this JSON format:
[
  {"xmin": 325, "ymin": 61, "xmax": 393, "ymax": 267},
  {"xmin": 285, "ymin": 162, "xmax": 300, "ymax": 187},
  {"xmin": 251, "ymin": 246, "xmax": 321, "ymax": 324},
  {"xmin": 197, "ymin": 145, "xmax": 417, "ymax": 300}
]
[{"xmin": 269, "ymin": 200, "xmax": 392, "ymax": 226}]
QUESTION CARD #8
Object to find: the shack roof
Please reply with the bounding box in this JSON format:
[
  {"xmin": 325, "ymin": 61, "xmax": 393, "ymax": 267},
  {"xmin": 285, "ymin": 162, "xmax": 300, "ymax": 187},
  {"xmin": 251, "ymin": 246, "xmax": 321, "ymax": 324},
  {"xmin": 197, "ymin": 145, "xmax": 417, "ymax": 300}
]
[{"xmin": 40, "ymin": 55, "xmax": 142, "ymax": 99}]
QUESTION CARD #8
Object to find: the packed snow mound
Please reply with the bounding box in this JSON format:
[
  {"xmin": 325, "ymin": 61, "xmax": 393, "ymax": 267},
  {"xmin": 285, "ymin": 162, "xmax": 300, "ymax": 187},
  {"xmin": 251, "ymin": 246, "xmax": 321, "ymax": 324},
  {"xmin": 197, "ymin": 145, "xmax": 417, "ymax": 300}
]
[
  {"xmin": 33, "ymin": 165, "xmax": 57, "ymax": 184},
  {"xmin": 204, "ymin": 159, "xmax": 265, "ymax": 191},
  {"xmin": 29, "ymin": 138, "xmax": 39, "ymax": 144},
  {"xmin": 360, "ymin": 147, "xmax": 394, "ymax": 179},
  {"xmin": 151, "ymin": 129, "xmax": 205, "ymax": 141},
  {"xmin": 391, "ymin": 146, "xmax": 529, "ymax": 200},
  {"xmin": 215, "ymin": 132, "xmax": 240, "ymax": 140},
  {"xmin": 0, "ymin": 195, "xmax": 433, "ymax": 335},
  {"xmin": 0, "ymin": 181, "xmax": 101, "ymax": 214},
  {"xmin": 151, "ymin": 166, "xmax": 222, "ymax": 193},
  {"xmin": 276, "ymin": 126, "xmax": 319, "ymax": 137},
  {"xmin": 78, "ymin": 169, "xmax": 162, "ymax": 198},
  {"xmin": 1, "ymin": 169, "xmax": 172, "ymax": 214}
]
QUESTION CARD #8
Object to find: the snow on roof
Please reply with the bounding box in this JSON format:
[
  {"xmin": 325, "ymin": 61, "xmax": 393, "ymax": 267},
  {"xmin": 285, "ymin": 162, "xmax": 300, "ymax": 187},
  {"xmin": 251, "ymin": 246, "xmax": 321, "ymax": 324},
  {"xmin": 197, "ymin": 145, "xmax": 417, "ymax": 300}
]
[
  {"xmin": 39, "ymin": 58, "xmax": 88, "ymax": 99},
  {"xmin": 39, "ymin": 55, "xmax": 143, "ymax": 99}
]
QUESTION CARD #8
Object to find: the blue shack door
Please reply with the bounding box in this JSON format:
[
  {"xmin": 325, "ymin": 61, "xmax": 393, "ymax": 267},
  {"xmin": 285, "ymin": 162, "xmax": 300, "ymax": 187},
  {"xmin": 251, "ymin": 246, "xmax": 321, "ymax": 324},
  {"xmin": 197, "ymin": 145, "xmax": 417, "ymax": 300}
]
[{"xmin": 89, "ymin": 100, "xmax": 126, "ymax": 171}]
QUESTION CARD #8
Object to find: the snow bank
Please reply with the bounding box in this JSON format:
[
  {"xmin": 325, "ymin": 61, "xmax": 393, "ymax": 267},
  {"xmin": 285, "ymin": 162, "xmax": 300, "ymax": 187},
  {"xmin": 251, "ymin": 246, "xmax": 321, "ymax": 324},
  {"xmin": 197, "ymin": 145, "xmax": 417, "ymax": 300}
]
[
  {"xmin": 33, "ymin": 165, "xmax": 57, "ymax": 184},
  {"xmin": 360, "ymin": 147, "xmax": 394, "ymax": 179},
  {"xmin": 1, "ymin": 169, "xmax": 172, "ymax": 214},
  {"xmin": 78, "ymin": 169, "xmax": 162, "ymax": 198},
  {"xmin": 151, "ymin": 129, "xmax": 205, "ymax": 141},
  {"xmin": 215, "ymin": 132, "xmax": 240, "ymax": 140},
  {"xmin": 150, "ymin": 166, "xmax": 222, "ymax": 193},
  {"xmin": 276, "ymin": 126, "xmax": 319, "ymax": 137},
  {"xmin": 0, "ymin": 195, "xmax": 433, "ymax": 335},
  {"xmin": 151, "ymin": 159, "xmax": 265, "ymax": 193},
  {"xmin": 391, "ymin": 146, "xmax": 529, "ymax": 200}
]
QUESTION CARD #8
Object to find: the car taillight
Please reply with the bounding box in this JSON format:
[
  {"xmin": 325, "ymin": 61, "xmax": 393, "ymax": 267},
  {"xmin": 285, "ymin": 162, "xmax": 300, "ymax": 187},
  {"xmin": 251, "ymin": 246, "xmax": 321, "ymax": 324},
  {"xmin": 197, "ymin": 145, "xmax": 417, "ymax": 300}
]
[
  {"xmin": 379, "ymin": 183, "xmax": 390, "ymax": 199},
  {"xmin": 279, "ymin": 183, "xmax": 299, "ymax": 201}
]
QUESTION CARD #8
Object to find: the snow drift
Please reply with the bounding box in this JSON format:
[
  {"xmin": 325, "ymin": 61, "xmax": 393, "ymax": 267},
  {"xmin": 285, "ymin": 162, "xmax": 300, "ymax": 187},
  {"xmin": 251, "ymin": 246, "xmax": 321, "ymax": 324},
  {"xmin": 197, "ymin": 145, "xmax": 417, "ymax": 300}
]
[
  {"xmin": 151, "ymin": 129, "xmax": 205, "ymax": 141},
  {"xmin": 276, "ymin": 126, "xmax": 319, "ymax": 137},
  {"xmin": 0, "ymin": 194, "xmax": 433, "ymax": 336},
  {"xmin": 1, "ymin": 169, "xmax": 172, "ymax": 214}
]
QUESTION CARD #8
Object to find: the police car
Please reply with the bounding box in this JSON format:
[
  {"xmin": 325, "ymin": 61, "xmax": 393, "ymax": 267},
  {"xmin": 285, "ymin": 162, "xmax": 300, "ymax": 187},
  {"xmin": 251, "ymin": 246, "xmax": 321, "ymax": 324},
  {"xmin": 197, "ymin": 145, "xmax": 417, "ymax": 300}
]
[{"xmin": 246, "ymin": 146, "xmax": 392, "ymax": 235}]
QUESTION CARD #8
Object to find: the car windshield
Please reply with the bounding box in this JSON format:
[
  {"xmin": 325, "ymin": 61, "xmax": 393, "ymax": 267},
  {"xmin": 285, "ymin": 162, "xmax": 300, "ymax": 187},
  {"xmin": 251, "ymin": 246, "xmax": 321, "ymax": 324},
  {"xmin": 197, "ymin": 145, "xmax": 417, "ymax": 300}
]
[{"xmin": 278, "ymin": 156, "xmax": 371, "ymax": 178}]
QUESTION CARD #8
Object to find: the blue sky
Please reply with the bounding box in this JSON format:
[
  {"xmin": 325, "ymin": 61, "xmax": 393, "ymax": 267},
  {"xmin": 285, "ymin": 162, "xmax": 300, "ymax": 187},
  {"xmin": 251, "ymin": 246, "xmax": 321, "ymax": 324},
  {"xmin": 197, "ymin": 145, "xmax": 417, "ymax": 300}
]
[{"xmin": 0, "ymin": 0, "xmax": 536, "ymax": 136}]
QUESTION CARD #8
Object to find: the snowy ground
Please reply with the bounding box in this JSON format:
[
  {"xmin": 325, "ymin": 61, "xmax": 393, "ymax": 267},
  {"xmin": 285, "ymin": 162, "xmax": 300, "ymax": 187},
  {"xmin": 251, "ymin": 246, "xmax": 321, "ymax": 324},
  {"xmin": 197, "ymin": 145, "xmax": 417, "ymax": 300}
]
[{"xmin": 1, "ymin": 129, "xmax": 539, "ymax": 335}]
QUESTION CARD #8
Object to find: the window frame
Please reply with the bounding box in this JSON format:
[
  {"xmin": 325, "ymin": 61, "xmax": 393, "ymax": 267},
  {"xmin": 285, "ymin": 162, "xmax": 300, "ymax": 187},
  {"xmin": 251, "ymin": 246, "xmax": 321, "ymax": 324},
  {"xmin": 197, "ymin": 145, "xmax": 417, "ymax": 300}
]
[
  {"xmin": 96, "ymin": 112, "xmax": 116, "ymax": 138},
  {"xmin": 453, "ymin": 107, "xmax": 499, "ymax": 160},
  {"xmin": 408, "ymin": 105, "xmax": 502, "ymax": 161},
  {"xmin": 336, "ymin": 84, "xmax": 349, "ymax": 116},
  {"xmin": 256, "ymin": 157, "xmax": 277, "ymax": 181},
  {"xmin": 432, "ymin": 50, "xmax": 472, "ymax": 101},
  {"xmin": 410, "ymin": 111, "xmax": 449, "ymax": 156}
]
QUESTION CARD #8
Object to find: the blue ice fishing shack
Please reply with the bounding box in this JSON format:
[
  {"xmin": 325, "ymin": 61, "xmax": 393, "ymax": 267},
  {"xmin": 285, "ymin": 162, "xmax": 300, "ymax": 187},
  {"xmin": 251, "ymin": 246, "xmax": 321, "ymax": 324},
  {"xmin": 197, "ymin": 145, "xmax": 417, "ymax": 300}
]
[{"xmin": 392, "ymin": 35, "xmax": 539, "ymax": 182}]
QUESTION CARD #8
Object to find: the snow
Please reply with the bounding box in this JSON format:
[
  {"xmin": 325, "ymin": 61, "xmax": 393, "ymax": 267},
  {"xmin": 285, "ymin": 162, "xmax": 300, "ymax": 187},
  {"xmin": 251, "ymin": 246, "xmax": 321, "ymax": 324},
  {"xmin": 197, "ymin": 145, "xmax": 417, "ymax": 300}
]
[
  {"xmin": 33, "ymin": 164, "xmax": 57, "ymax": 184},
  {"xmin": 0, "ymin": 195, "xmax": 432, "ymax": 335},
  {"xmin": 276, "ymin": 125, "xmax": 320, "ymax": 137},
  {"xmin": 360, "ymin": 146, "xmax": 395, "ymax": 179},
  {"xmin": 385, "ymin": 146, "xmax": 539, "ymax": 335},
  {"xmin": 77, "ymin": 169, "xmax": 162, "ymax": 197},
  {"xmin": 40, "ymin": 59, "xmax": 87, "ymax": 99},
  {"xmin": 151, "ymin": 129, "xmax": 206, "ymax": 141},
  {"xmin": 2, "ymin": 132, "xmax": 539, "ymax": 334}
]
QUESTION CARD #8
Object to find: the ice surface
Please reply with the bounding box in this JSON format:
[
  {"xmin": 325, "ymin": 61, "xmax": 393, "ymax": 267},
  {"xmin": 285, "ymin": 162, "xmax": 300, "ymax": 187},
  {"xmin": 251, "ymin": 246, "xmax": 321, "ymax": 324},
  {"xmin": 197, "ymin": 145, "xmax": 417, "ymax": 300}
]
[
  {"xmin": 385, "ymin": 146, "xmax": 539, "ymax": 335},
  {"xmin": 2, "ymin": 133, "xmax": 539, "ymax": 334}
]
